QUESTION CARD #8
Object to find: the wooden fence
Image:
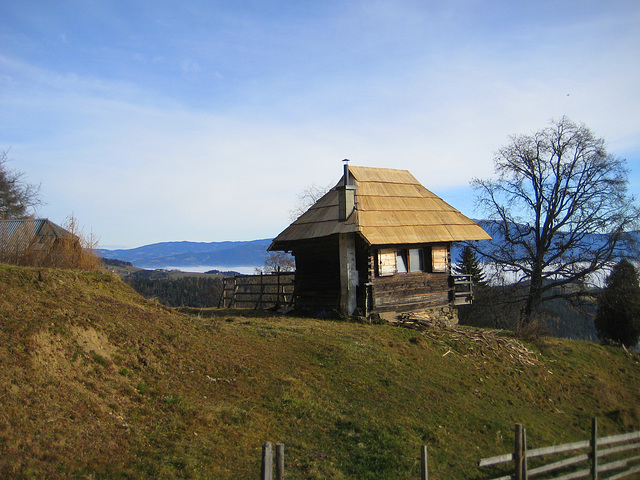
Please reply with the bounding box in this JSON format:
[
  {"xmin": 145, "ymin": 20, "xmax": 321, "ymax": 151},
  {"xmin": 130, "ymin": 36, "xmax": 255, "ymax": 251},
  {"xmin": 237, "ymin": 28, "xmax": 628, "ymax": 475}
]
[
  {"xmin": 479, "ymin": 418, "xmax": 640, "ymax": 480},
  {"xmin": 260, "ymin": 419, "xmax": 640, "ymax": 479},
  {"xmin": 218, "ymin": 272, "xmax": 295, "ymax": 310},
  {"xmin": 261, "ymin": 442, "xmax": 285, "ymax": 480}
]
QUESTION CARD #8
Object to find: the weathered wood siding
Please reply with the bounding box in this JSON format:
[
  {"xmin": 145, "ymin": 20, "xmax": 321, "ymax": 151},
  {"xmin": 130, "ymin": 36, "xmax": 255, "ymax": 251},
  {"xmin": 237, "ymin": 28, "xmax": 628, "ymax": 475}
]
[
  {"xmin": 292, "ymin": 237, "xmax": 341, "ymax": 311},
  {"xmin": 371, "ymin": 272, "xmax": 449, "ymax": 313},
  {"xmin": 290, "ymin": 236, "xmax": 452, "ymax": 315}
]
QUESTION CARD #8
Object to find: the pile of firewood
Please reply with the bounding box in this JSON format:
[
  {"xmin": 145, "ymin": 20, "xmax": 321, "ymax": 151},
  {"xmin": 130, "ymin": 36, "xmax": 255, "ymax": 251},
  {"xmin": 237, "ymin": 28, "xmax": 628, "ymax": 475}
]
[{"xmin": 394, "ymin": 312, "xmax": 541, "ymax": 367}]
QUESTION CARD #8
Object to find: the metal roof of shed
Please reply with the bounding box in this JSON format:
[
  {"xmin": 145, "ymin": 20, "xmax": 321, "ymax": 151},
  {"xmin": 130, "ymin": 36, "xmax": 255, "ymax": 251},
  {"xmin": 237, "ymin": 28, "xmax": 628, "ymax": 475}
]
[{"xmin": 0, "ymin": 218, "xmax": 75, "ymax": 245}]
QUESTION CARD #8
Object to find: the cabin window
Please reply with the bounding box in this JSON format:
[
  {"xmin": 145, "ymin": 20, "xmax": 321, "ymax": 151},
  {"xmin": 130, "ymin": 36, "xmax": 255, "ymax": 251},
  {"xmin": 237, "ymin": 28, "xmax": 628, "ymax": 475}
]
[
  {"xmin": 409, "ymin": 248, "xmax": 423, "ymax": 272},
  {"xmin": 396, "ymin": 250, "xmax": 408, "ymax": 273},
  {"xmin": 378, "ymin": 247, "xmax": 429, "ymax": 276}
]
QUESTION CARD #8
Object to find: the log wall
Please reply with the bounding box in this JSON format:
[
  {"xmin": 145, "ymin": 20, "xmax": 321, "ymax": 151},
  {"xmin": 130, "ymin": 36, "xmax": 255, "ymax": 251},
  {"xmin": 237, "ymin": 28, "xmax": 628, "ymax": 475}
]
[
  {"xmin": 292, "ymin": 237, "xmax": 341, "ymax": 311},
  {"xmin": 289, "ymin": 235, "xmax": 453, "ymax": 316},
  {"xmin": 371, "ymin": 272, "xmax": 450, "ymax": 313}
]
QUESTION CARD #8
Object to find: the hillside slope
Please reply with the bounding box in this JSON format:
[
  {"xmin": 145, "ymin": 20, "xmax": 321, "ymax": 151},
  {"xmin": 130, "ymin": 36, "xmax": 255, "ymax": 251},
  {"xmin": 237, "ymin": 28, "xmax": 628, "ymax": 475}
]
[{"xmin": 1, "ymin": 264, "xmax": 639, "ymax": 479}]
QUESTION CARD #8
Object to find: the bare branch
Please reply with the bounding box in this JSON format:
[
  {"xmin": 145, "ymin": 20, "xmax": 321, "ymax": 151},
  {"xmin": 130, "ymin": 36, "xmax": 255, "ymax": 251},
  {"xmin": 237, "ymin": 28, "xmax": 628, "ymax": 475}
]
[
  {"xmin": 0, "ymin": 149, "xmax": 43, "ymax": 218},
  {"xmin": 472, "ymin": 118, "xmax": 640, "ymax": 322}
]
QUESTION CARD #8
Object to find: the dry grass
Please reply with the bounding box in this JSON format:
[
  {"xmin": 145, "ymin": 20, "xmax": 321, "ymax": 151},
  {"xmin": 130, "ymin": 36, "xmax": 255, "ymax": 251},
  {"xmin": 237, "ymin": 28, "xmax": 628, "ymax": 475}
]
[
  {"xmin": 55, "ymin": 214, "xmax": 103, "ymax": 271},
  {"xmin": 0, "ymin": 215, "xmax": 102, "ymax": 271},
  {"xmin": 1, "ymin": 264, "xmax": 639, "ymax": 479}
]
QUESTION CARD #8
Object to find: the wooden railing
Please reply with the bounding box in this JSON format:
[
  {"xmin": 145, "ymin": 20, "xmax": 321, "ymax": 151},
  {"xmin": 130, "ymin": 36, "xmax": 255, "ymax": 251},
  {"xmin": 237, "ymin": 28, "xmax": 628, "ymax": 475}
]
[
  {"xmin": 218, "ymin": 272, "xmax": 295, "ymax": 310},
  {"xmin": 479, "ymin": 418, "xmax": 640, "ymax": 480},
  {"xmin": 451, "ymin": 273, "xmax": 474, "ymax": 305},
  {"xmin": 259, "ymin": 419, "xmax": 640, "ymax": 479}
]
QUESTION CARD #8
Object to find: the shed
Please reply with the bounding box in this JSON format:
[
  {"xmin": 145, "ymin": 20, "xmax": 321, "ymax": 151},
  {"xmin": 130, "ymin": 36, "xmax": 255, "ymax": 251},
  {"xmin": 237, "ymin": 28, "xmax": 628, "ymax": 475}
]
[
  {"xmin": 268, "ymin": 164, "xmax": 491, "ymax": 319},
  {"xmin": 0, "ymin": 218, "xmax": 78, "ymax": 266}
]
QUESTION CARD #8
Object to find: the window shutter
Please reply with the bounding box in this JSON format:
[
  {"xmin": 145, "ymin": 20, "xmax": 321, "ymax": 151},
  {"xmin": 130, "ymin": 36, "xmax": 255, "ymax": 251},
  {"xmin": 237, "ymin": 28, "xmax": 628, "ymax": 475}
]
[
  {"xmin": 432, "ymin": 246, "xmax": 448, "ymax": 272},
  {"xmin": 378, "ymin": 248, "xmax": 396, "ymax": 276}
]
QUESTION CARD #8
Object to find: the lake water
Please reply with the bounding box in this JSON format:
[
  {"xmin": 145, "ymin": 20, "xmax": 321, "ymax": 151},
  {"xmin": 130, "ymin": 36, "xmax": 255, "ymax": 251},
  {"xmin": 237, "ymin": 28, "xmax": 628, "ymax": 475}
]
[{"xmin": 161, "ymin": 265, "xmax": 259, "ymax": 275}]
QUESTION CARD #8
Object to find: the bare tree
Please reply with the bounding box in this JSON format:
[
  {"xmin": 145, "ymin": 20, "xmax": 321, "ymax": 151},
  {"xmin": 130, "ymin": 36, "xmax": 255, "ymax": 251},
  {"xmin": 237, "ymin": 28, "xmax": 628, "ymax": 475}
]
[
  {"xmin": 0, "ymin": 149, "xmax": 42, "ymax": 218},
  {"xmin": 256, "ymin": 251, "xmax": 295, "ymax": 274},
  {"xmin": 472, "ymin": 117, "xmax": 639, "ymax": 324},
  {"xmin": 289, "ymin": 183, "xmax": 331, "ymax": 220}
]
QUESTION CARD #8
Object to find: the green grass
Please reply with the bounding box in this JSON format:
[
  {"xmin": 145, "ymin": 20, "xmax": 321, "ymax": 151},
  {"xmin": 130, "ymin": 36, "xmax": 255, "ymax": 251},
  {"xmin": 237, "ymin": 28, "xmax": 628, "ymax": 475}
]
[{"xmin": 0, "ymin": 263, "xmax": 639, "ymax": 479}]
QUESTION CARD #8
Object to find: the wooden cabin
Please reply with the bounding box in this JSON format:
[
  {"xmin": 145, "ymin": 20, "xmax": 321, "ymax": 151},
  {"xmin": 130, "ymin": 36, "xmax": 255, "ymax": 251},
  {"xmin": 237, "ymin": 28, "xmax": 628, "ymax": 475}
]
[{"xmin": 268, "ymin": 164, "xmax": 491, "ymax": 320}]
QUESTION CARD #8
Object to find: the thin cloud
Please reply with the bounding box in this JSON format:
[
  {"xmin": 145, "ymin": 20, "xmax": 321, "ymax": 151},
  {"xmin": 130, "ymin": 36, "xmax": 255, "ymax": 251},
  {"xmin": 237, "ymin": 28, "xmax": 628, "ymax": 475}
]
[{"xmin": 1, "ymin": 1, "xmax": 639, "ymax": 247}]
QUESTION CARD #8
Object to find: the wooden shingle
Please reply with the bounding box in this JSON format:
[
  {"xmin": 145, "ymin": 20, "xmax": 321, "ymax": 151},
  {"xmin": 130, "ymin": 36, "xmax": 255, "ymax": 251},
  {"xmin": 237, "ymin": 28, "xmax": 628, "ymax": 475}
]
[{"xmin": 270, "ymin": 165, "xmax": 490, "ymax": 250}]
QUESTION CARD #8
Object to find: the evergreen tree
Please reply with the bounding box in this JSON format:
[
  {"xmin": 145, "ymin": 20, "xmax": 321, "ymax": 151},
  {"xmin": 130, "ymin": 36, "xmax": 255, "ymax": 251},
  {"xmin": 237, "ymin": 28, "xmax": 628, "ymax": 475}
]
[
  {"xmin": 594, "ymin": 259, "xmax": 640, "ymax": 347},
  {"xmin": 454, "ymin": 245, "xmax": 486, "ymax": 285}
]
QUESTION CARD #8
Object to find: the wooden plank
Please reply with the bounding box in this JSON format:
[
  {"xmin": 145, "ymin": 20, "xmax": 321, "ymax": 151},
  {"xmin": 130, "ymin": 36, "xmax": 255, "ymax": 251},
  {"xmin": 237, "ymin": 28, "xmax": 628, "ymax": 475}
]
[
  {"xmin": 479, "ymin": 453, "xmax": 513, "ymax": 467},
  {"xmin": 374, "ymin": 293, "xmax": 450, "ymax": 312},
  {"xmin": 527, "ymin": 440, "xmax": 590, "ymax": 458},
  {"xmin": 598, "ymin": 430, "xmax": 640, "ymax": 446},
  {"xmin": 598, "ymin": 440, "xmax": 640, "ymax": 458},
  {"xmin": 548, "ymin": 468, "xmax": 591, "ymax": 480},
  {"xmin": 486, "ymin": 475, "xmax": 513, "ymax": 480},
  {"xmin": 527, "ymin": 453, "xmax": 589, "ymax": 476},
  {"xmin": 606, "ymin": 464, "xmax": 640, "ymax": 480},
  {"xmin": 598, "ymin": 454, "xmax": 640, "ymax": 473}
]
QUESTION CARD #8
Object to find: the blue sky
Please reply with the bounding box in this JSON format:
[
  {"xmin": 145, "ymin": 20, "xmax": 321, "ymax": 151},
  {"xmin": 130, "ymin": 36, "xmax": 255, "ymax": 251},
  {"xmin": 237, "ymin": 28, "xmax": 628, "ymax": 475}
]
[{"xmin": 1, "ymin": 1, "xmax": 639, "ymax": 249}]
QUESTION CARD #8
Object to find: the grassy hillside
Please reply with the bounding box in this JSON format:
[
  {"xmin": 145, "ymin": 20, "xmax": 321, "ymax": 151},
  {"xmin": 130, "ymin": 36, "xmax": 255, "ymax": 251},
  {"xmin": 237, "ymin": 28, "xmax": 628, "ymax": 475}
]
[{"xmin": 1, "ymin": 264, "xmax": 639, "ymax": 479}]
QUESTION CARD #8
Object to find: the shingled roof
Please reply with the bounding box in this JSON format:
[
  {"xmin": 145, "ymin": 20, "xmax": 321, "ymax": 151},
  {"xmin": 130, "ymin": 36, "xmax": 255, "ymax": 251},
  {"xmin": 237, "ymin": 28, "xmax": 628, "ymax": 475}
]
[{"xmin": 269, "ymin": 166, "xmax": 490, "ymax": 250}]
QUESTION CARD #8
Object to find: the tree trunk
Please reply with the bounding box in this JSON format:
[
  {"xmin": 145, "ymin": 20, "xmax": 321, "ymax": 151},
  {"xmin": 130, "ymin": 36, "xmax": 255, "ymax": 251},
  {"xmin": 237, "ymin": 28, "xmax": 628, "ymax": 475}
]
[{"xmin": 524, "ymin": 267, "xmax": 543, "ymax": 322}]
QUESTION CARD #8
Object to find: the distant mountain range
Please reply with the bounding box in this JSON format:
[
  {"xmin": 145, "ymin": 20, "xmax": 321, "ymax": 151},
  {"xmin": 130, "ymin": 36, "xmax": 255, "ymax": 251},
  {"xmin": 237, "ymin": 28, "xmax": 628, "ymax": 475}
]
[
  {"xmin": 98, "ymin": 224, "xmax": 639, "ymax": 271},
  {"xmin": 98, "ymin": 239, "xmax": 273, "ymax": 269}
]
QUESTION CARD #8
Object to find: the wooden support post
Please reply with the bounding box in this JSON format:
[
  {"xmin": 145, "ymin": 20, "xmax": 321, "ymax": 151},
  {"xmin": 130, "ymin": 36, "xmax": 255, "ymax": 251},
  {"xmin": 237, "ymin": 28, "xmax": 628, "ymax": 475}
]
[
  {"xmin": 276, "ymin": 443, "xmax": 285, "ymax": 480},
  {"xmin": 515, "ymin": 424, "xmax": 524, "ymax": 480},
  {"xmin": 420, "ymin": 445, "xmax": 429, "ymax": 480},
  {"xmin": 591, "ymin": 417, "xmax": 598, "ymax": 480},
  {"xmin": 339, "ymin": 233, "xmax": 357, "ymax": 316},
  {"xmin": 261, "ymin": 442, "xmax": 273, "ymax": 480}
]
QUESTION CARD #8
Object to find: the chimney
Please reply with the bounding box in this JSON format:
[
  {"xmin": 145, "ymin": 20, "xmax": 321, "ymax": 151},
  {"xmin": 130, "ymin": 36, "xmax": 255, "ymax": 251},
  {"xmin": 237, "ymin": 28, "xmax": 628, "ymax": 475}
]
[{"xmin": 338, "ymin": 159, "xmax": 357, "ymax": 221}]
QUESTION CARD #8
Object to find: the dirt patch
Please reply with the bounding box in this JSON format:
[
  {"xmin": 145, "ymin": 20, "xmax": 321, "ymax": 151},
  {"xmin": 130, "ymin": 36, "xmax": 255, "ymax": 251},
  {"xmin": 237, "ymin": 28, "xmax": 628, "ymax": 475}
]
[
  {"xmin": 71, "ymin": 325, "xmax": 118, "ymax": 359},
  {"xmin": 31, "ymin": 326, "xmax": 118, "ymax": 377}
]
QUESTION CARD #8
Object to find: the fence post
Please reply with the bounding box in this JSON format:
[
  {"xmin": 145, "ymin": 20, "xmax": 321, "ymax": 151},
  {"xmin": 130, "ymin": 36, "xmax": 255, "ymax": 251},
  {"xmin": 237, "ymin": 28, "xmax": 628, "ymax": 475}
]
[
  {"xmin": 421, "ymin": 445, "xmax": 429, "ymax": 480},
  {"xmin": 276, "ymin": 270, "xmax": 282, "ymax": 308},
  {"xmin": 522, "ymin": 427, "xmax": 528, "ymax": 480},
  {"xmin": 232, "ymin": 276, "xmax": 239, "ymax": 308},
  {"xmin": 591, "ymin": 417, "xmax": 598, "ymax": 480},
  {"xmin": 276, "ymin": 443, "xmax": 285, "ymax": 480},
  {"xmin": 261, "ymin": 442, "xmax": 273, "ymax": 480},
  {"xmin": 515, "ymin": 424, "xmax": 524, "ymax": 480}
]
